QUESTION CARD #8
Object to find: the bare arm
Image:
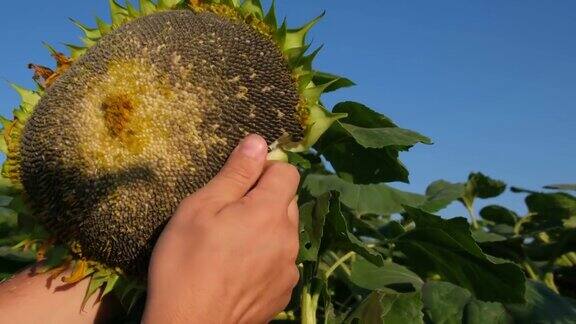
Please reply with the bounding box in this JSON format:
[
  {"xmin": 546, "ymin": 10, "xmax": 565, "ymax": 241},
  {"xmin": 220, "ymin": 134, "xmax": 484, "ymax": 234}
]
[{"xmin": 0, "ymin": 267, "xmax": 117, "ymax": 324}]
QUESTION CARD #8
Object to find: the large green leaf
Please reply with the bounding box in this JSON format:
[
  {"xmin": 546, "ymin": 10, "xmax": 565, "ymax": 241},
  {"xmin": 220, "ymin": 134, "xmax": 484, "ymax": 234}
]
[
  {"xmin": 0, "ymin": 207, "xmax": 18, "ymax": 233},
  {"xmin": 479, "ymin": 205, "xmax": 518, "ymax": 226},
  {"xmin": 298, "ymin": 193, "xmax": 330, "ymax": 262},
  {"xmin": 339, "ymin": 123, "xmax": 431, "ymax": 148},
  {"xmin": 422, "ymin": 281, "xmax": 471, "ymax": 324},
  {"xmin": 303, "ymin": 174, "xmax": 426, "ymax": 216},
  {"xmin": 466, "ymin": 299, "xmax": 511, "ymax": 324},
  {"xmin": 506, "ymin": 281, "xmax": 576, "ymax": 323},
  {"xmin": 527, "ymin": 192, "xmax": 576, "ymax": 220},
  {"xmin": 518, "ymin": 192, "xmax": 576, "ymax": 232},
  {"xmin": 397, "ymin": 206, "xmax": 526, "ymax": 303},
  {"xmin": 325, "ymin": 193, "xmax": 384, "ymax": 266},
  {"xmin": 346, "ymin": 291, "xmax": 424, "ymax": 324},
  {"xmin": 316, "ymin": 102, "xmax": 430, "ymax": 184},
  {"xmin": 350, "ymin": 256, "xmax": 424, "ymax": 291},
  {"xmin": 0, "ymin": 247, "xmax": 35, "ymax": 281},
  {"xmin": 419, "ymin": 180, "xmax": 465, "ymax": 213},
  {"xmin": 422, "ymin": 281, "xmax": 511, "ymax": 324},
  {"xmin": 333, "ymin": 101, "xmax": 396, "ymax": 128}
]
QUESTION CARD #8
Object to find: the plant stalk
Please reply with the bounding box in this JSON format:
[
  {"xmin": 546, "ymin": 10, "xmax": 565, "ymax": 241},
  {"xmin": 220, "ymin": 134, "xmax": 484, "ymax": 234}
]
[
  {"xmin": 465, "ymin": 204, "xmax": 479, "ymax": 229},
  {"xmin": 301, "ymin": 283, "xmax": 320, "ymax": 324},
  {"xmin": 324, "ymin": 251, "xmax": 355, "ymax": 280}
]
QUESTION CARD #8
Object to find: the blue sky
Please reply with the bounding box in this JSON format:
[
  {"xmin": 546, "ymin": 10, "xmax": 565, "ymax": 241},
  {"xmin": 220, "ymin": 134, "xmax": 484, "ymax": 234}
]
[{"xmin": 0, "ymin": 1, "xmax": 574, "ymax": 217}]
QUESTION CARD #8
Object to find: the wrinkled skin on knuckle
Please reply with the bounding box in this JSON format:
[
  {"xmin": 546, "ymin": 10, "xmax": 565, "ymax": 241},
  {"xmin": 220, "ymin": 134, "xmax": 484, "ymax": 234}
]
[{"xmin": 222, "ymin": 162, "xmax": 255, "ymax": 186}]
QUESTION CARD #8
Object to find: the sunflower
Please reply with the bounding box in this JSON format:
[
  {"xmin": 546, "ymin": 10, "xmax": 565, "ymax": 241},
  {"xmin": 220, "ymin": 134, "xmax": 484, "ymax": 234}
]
[{"xmin": 0, "ymin": 0, "xmax": 353, "ymax": 310}]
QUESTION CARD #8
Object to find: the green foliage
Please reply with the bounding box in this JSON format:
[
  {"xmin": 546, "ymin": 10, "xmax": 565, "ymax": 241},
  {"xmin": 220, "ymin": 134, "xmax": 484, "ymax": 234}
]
[
  {"xmin": 285, "ymin": 97, "xmax": 576, "ymax": 323},
  {"xmin": 0, "ymin": 1, "xmax": 574, "ymax": 323}
]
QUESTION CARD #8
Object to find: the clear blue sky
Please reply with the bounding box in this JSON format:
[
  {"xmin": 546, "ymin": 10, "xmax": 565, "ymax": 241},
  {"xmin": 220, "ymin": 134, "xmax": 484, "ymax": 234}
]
[{"xmin": 1, "ymin": 1, "xmax": 574, "ymax": 217}]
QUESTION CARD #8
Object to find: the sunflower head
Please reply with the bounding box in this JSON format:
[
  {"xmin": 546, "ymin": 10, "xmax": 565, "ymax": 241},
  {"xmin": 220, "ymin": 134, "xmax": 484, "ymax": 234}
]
[{"xmin": 0, "ymin": 0, "xmax": 352, "ymax": 304}]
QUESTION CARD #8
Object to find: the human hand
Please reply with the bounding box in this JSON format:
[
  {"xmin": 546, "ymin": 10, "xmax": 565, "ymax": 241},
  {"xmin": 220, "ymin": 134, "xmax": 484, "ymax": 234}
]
[{"xmin": 143, "ymin": 134, "xmax": 300, "ymax": 324}]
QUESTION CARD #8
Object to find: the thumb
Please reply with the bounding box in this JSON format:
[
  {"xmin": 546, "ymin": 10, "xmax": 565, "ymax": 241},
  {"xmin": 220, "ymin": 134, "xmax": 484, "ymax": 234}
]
[{"xmin": 197, "ymin": 134, "xmax": 268, "ymax": 210}]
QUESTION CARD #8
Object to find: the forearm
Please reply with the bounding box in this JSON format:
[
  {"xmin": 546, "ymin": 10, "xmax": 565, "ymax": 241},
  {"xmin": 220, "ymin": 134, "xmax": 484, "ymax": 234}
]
[{"xmin": 0, "ymin": 266, "xmax": 116, "ymax": 324}]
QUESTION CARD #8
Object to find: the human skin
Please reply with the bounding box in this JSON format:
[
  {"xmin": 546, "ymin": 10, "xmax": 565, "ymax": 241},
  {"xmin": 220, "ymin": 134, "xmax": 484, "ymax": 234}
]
[
  {"xmin": 143, "ymin": 134, "xmax": 301, "ymax": 323},
  {"xmin": 0, "ymin": 267, "xmax": 119, "ymax": 323},
  {"xmin": 0, "ymin": 134, "xmax": 300, "ymax": 323}
]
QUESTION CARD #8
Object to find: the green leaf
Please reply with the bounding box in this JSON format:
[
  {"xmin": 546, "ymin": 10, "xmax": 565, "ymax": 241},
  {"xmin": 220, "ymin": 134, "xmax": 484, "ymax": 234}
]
[
  {"xmin": 298, "ymin": 193, "xmax": 330, "ymax": 262},
  {"xmin": 466, "ymin": 299, "xmax": 511, "ymax": 324},
  {"xmin": 0, "ymin": 207, "xmax": 18, "ymax": 231},
  {"xmin": 316, "ymin": 102, "xmax": 429, "ymax": 184},
  {"xmin": 471, "ymin": 229, "xmax": 507, "ymax": 243},
  {"xmin": 479, "ymin": 205, "xmax": 518, "ymax": 226},
  {"xmin": 350, "ymin": 256, "xmax": 423, "ymax": 290},
  {"xmin": 325, "ymin": 192, "xmax": 383, "ymax": 266},
  {"xmin": 286, "ymin": 151, "xmax": 312, "ymax": 169},
  {"xmin": 0, "ymin": 195, "xmax": 13, "ymax": 207},
  {"xmin": 340, "ymin": 123, "xmax": 431, "ymax": 148},
  {"xmin": 312, "ymin": 71, "xmax": 355, "ymax": 93},
  {"xmin": 419, "ymin": 180, "xmax": 465, "ymax": 213},
  {"xmin": 527, "ymin": 192, "xmax": 576, "ymax": 220},
  {"xmin": 422, "ymin": 281, "xmax": 471, "ymax": 324},
  {"xmin": 379, "ymin": 221, "xmax": 406, "ymax": 239},
  {"xmin": 544, "ymin": 184, "xmax": 576, "ymax": 191},
  {"xmin": 0, "ymin": 247, "xmax": 35, "ymax": 278},
  {"xmin": 518, "ymin": 192, "xmax": 576, "ymax": 232},
  {"xmin": 43, "ymin": 245, "xmax": 69, "ymax": 269},
  {"xmin": 346, "ymin": 291, "xmax": 424, "ymax": 324},
  {"xmin": 397, "ymin": 206, "xmax": 526, "ymax": 303},
  {"xmin": 317, "ymin": 132, "xmax": 410, "ymax": 183},
  {"xmin": 333, "ymin": 101, "xmax": 396, "ymax": 128},
  {"xmin": 0, "ymin": 246, "xmax": 35, "ymax": 263},
  {"xmin": 380, "ymin": 292, "xmax": 424, "ymax": 324},
  {"xmin": 303, "ymin": 174, "xmax": 426, "ymax": 216},
  {"xmin": 506, "ymin": 281, "xmax": 576, "ymax": 323}
]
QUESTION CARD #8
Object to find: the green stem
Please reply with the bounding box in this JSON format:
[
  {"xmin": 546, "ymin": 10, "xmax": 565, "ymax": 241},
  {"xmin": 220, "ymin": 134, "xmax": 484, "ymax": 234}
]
[
  {"xmin": 513, "ymin": 213, "xmax": 535, "ymax": 236},
  {"xmin": 465, "ymin": 205, "xmax": 479, "ymax": 229},
  {"xmin": 324, "ymin": 251, "xmax": 355, "ymax": 280},
  {"xmin": 301, "ymin": 283, "xmax": 319, "ymax": 324}
]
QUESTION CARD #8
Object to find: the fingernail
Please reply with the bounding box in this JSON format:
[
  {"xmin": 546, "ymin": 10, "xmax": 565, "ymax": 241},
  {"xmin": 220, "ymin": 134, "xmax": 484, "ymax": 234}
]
[{"xmin": 238, "ymin": 134, "xmax": 267, "ymax": 159}]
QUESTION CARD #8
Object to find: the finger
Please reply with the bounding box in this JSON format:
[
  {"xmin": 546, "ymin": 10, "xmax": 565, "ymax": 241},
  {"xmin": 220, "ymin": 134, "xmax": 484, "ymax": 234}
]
[
  {"xmin": 287, "ymin": 196, "xmax": 299, "ymax": 228},
  {"xmin": 196, "ymin": 134, "xmax": 268, "ymax": 209},
  {"xmin": 248, "ymin": 162, "xmax": 300, "ymax": 207}
]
